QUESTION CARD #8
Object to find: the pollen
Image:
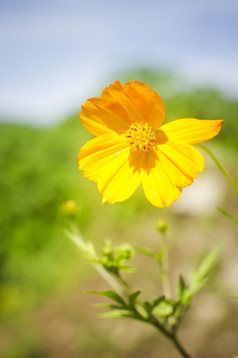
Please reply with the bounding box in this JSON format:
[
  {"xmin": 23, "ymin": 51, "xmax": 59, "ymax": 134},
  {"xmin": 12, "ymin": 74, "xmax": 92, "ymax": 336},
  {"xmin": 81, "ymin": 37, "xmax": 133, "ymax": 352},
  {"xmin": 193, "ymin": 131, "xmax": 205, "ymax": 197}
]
[{"xmin": 125, "ymin": 122, "xmax": 157, "ymax": 151}]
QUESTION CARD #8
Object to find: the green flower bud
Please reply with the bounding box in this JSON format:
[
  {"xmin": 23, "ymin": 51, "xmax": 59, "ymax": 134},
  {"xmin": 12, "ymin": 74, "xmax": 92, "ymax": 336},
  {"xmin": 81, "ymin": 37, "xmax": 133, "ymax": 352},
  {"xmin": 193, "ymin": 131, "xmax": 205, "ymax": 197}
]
[{"xmin": 156, "ymin": 219, "xmax": 169, "ymax": 234}]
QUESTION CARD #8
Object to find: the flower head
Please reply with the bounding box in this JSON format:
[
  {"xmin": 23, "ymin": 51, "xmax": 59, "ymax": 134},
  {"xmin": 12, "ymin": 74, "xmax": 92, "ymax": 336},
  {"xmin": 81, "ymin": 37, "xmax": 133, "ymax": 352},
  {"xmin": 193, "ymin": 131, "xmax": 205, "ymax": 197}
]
[{"xmin": 77, "ymin": 80, "xmax": 224, "ymax": 208}]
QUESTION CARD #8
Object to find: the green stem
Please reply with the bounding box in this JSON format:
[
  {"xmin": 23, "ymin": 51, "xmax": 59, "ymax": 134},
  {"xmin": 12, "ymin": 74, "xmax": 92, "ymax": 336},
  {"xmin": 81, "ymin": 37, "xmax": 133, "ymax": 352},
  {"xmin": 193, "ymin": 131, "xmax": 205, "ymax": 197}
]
[
  {"xmin": 150, "ymin": 314, "xmax": 192, "ymax": 358},
  {"xmin": 197, "ymin": 144, "xmax": 238, "ymax": 195},
  {"xmin": 117, "ymin": 272, "xmax": 131, "ymax": 294},
  {"xmin": 66, "ymin": 229, "xmax": 129, "ymax": 300},
  {"xmin": 170, "ymin": 334, "xmax": 192, "ymax": 358},
  {"xmin": 160, "ymin": 233, "xmax": 171, "ymax": 297},
  {"xmin": 93, "ymin": 263, "xmax": 129, "ymax": 299},
  {"xmin": 217, "ymin": 207, "xmax": 238, "ymax": 225}
]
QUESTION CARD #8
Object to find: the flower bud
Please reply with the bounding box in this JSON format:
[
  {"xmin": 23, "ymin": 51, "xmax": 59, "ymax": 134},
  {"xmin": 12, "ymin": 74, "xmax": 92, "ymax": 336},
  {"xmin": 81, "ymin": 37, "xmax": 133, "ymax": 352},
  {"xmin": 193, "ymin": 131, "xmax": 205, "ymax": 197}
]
[
  {"xmin": 61, "ymin": 200, "xmax": 78, "ymax": 215},
  {"xmin": 155, "ymin": 219, "xmax": 169, "ymax": 234}
]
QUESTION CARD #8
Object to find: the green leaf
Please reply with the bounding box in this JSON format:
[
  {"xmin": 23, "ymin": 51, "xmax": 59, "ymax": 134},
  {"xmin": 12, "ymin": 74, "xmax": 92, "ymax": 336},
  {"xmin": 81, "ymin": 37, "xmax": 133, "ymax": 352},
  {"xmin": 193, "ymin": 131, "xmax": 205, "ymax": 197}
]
[
  {"xmin": 144, "ymin": 296, "xmax": 165, "ymax": 315},
  {"xmin": 99, "ymin": 309, "xmax": 137, "ymax": 319},
  {"xmin": 93, "ymin": 303, "xmax": 123, "ymax": 309},
  {"xmin": 151, "ymin": 295, "xmax": 165, "ymax": 309},
  {"xmin": 217, "ymin": 207, "xmax": 238, "ymax": 225},
  {"xmin": 182, "ymin": 242, "xmax": 222, "ymax": 304},
  {"xmin": 153, "ymin": 300, "xmax": 173, "ymax": 317},
  {"xmin": 134, "ymin": 303, "xmax": 148, "ymax": 319},
  {"xmin": 177, "ymin": 275, "xmax": 187, "ymax": 299},
  {"xmin": 144, "ymin": 301, "xmax": 152, "ymax": 313},
  {"xmin": 129, "ymin": 291, "xmax": 141, "ymax": 307},
  {"xmin": 118, "ymin": 264, "xmax": 136, "ymax": 272},
  {"xmin": 135, "ymin": 246, "xmax": 155, "ymax": 258},
  {"xmin": 155, "ymin": 249, "xmax": 164, "ymax": 264},
  {"xmin": 87, "ymin": 290, "xmax": 126, "ymax": 306}
]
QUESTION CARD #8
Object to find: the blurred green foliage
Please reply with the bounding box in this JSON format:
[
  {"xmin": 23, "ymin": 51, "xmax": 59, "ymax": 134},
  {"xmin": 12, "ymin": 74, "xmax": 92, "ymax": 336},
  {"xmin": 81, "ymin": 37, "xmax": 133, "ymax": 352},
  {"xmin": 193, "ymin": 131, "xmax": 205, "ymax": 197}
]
[
  {"xmin": 0, "ymin": 118, "xmax": 93, "ymax": 319},
  {"xmin": 0, "ymin": 69, "xmax": 237, "ymax": 357}
]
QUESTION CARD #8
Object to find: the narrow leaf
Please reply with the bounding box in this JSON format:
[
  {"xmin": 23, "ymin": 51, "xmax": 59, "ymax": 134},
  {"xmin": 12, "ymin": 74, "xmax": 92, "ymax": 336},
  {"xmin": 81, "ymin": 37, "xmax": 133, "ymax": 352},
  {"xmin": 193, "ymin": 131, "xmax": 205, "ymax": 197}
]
[
  {"xmin": 87, "ymin": 290, "xmax": 126, "ymax": 306},
  {"xmin": 99, "ymin": 309, "xmax": 136, "ymax": 319},
  {"xmin": 93, "ymin": 303, "xmax": 123, "ymax": 309},
  {"xmin": 155, "ymin": 249, "xmax": 164, "ymax": 264},
  {"xmin": 119, "ymin": 264, "xmax": 136, "ymax": 272},
  {"xmin": 177, "ymin": 275, "xmax": 187, "ymax": 299},
  {"xmin": 182, "ymin": 242, "xmax": 222, "ymax": 304},
  {"xmin": 129, "ymin": 291, "xmax": 141, "ymax": 306},
  {"xmin": 134, "ymin": 303, "xmax": 148, "ymax": 319},
  {"xmin": 135, "ymin": 246, "xmax": 155, "ymax": 258},
  {"xmin": 217, "ymin": 207, "xmax": 238, "ymax": 225}
]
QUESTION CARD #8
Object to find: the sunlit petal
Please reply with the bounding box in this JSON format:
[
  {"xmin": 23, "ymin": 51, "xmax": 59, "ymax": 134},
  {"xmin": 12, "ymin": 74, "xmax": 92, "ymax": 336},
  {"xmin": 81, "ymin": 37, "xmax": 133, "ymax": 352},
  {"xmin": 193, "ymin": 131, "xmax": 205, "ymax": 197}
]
[
  {"xmin": 142, "ymin": 150, "xmax": 181, "ymax": 208},
  {"xmin": 157, "ymin": 139, "xmax": 204, "ymax": 182},
  {"xmin": 98, "ymin": 149, "xmax": 143, "ymax": 204},
  {"xmin": 160, "ymin": 118, "xmax": 225, "ymax": 143},
  {"xmin": 78, "ymin": 133, "xmax": 128, "ymax": 182},
  {"xmin": 156, "ymin": 149, "xmax": 193, "ymax": 187}
]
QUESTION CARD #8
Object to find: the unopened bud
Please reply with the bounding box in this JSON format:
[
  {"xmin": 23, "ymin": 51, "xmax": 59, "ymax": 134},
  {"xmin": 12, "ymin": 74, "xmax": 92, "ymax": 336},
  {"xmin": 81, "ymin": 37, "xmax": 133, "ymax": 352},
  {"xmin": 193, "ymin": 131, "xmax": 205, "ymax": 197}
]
[
  {"xmin": 155, "ymin": 219, "xmax": 169, "ymax": 234},
  {"xmin": 61, "ymin": 200, "xmax": 78, "ymax": 215}
]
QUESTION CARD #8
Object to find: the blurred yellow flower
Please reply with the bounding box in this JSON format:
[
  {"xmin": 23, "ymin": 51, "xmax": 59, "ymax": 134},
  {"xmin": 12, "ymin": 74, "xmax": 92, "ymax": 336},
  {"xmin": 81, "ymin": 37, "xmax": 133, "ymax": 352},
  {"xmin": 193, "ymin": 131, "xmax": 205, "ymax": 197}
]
[{"xmin": 77, "ymin": 80, "xmax": 224, "ymax": 208}]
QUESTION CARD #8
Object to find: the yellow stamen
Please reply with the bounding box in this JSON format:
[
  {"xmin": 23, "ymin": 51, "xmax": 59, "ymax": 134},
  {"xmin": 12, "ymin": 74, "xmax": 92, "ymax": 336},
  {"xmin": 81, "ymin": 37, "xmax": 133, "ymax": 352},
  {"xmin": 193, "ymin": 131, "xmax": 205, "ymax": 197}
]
[{"xmin": 125, "ymin": 122, "xmax": 156, "ymax": 151}]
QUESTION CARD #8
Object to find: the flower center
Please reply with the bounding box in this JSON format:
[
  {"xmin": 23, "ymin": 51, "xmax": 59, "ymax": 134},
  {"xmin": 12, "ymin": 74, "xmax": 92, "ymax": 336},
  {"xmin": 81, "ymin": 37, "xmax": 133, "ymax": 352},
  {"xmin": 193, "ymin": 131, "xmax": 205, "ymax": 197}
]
[{"xmin": 125, "ymin": 122, "xmax": 157, "ymax": 151}]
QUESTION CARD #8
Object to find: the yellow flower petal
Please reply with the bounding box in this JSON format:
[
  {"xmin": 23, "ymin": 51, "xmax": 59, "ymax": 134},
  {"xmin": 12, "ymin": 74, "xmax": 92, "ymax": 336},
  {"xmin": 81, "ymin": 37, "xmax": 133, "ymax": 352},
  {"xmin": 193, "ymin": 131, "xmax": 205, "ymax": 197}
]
[
  {"xmin": 157, "ymin": 139, "xmax": 204, "ymax": 182},
  {"xmin": 142, "ymin": 150, "xmax": 181, "ymax": 208},
  {"xmin": 78, "ymin": 133, "xmax": 129, "ymax": 182},
  {"xmin": 156, "ymin": 148, "xmax": 193, "ymax": 188},
  {"xmin": 80, "ymin": 80, "xmax": 165, "ymax": 136},
  {"xmin": 98, "ymin": 149, "xmax": 143, "ymax": 204},
  {"xmin": 160, "ymin": 118, "xmax": 225, "ymax": 144}
]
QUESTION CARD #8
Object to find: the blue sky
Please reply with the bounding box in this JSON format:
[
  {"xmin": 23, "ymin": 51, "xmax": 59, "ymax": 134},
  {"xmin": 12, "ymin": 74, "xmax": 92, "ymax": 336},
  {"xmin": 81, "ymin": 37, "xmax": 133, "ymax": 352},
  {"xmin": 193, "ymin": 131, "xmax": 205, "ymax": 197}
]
[{"xmin": 0, "ymin": 0, "xmax": 238, "ymax": 125}]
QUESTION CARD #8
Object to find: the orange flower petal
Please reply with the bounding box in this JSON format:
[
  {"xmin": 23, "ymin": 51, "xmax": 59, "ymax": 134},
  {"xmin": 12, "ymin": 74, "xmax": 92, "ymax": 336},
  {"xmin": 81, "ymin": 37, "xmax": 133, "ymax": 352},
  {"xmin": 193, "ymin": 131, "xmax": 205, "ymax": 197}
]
[
  {"xmin": 142, "ymin": 150, "xmax": 181, "ymax": 208},
  {"xmin": 77, "ymin": 133, "xmax": 129, "ymax": 182},
  {"xmin": 121, "ymin": 81, "xmax": 165, "ymax": 130},
  {"xmin": 80, "ymin": 80, "xmax": 165, "ymax": 136},
  {"xmin": 160, "ymin": 118, "xmax": 225, "ymax": 144},
  {"xmin": 80, "ymin": 97, "xmax": 130, "ymax": 136}
]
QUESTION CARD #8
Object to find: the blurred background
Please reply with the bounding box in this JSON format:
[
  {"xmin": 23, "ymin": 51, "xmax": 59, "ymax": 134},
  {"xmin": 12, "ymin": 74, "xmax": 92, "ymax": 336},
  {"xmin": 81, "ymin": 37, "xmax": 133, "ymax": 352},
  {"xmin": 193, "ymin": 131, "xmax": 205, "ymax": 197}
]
[{"xmin": 0, "ymin": 0, "xmax": 238, "ymax": 357}]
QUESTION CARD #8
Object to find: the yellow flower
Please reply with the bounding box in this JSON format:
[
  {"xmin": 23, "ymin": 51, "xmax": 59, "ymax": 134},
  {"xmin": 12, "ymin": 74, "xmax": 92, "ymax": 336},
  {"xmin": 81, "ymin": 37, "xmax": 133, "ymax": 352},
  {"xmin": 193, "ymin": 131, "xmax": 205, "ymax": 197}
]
[{"xmin": 77, "ymin": 80, "xmax": 224, "ymax": 208}]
